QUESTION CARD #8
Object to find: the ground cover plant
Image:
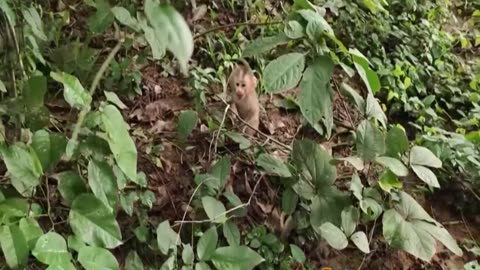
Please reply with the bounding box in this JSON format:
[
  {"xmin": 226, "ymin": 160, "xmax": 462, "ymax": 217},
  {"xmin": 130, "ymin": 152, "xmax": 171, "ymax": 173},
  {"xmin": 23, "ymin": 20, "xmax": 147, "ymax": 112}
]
[{"xmin": 0, "ymin": 0, "xmax": 478, "ymax": 269}]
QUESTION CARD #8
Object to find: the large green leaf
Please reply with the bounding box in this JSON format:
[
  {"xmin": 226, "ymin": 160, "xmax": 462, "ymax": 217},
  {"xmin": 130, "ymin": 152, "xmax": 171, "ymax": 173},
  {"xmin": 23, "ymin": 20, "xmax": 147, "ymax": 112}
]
[
  {"xmin": 78, "ymin": 246, "xmax": 119, "ymax": 270},
  {"xmin": 88, "ymin": 160, "xmax": 118, "ymax": 209},
  {"xmin": 310, "ymin": 187, "xmax": 350, "ymax": 229},
  {"xmin": 182, "ymin": 244, "xmax": 194, "ymax": 265},
  {"xmin": 197, "ymin": 226, "xmax": 218, "ymax": 261},
  {"xmin": 264, "ymin": 53, "xmax": 305, "ymax": 93},
  {"xmin": 32, "ymin": 232, "xmax": 71, "ymax": 265},
  {"xmin": 177, "ymin": 110, "xmax": 197, "ymax": 140},
  {"xmin": 0, "ymin": 225, "xmax": 29, "ymax": 269},
  {"xmin": 144, "ymin": 0, "xmax": 193, "ymax": 74},
  {"xmin": 298, "ymin": 56, "xmax": 334, "ymax": 136},
  {"xmin": 46, "ymin": 261, "xmax": 77, "ymax": 270},
  {"xmin": 409, "ymin": 146, "xmax": 442, "ymax": 168},
  {"xmin": 297, "ymin": 10, "xmax": 333, "ymax": 35},
  {"xmin": 411, "ymin": 165, "xmax": 440, "ymax": 188},
  {"xmin": 156, "ymin": 220, "xmax": 179, "ymax": 255},
  {"xmin": 379, "ymin": 170, "xmax": 403, "ymax": 193},
  {"xmin": 383, "ymin": 209, "xmax": 435, "ymax": 261},
  {"xmin": 385, "ymin": 126, "xmax": 409, "ymax": 158},
  {"xmin": 284, "ymin": 21, "xmax": 304, "ymax": 39},
  {"xmin": 341, "ymin": 206, "xmax": 359, "ymax": 237},
  {"xmin": 256, "ymin": 153, "xmax": 292, "ymax": 178},
  {"xmin": 340, "ymin": 83, "xmax": 365, "ymax": 111},
  {"xmin": 211, "ymin": 246, "xmax": 264, "ymax": 270},
  {"xmin": 365, "ymin": 93, "xmax": 387, "ymax": 128},
  {"xmin": 125, "ymin": 251, "xmax": 144, "ymax": 270},
  {"xmin": 375, "ymin": 156, "xmax": 408, "ymax": 177},
  {"xmin": 50, "ymin": 72, "xmax": 92, "ymax": 109},
  {"xmin": 87, "ymin": 0, "xmax": 114, "ymax": 33},
  {"xmin": 282, "ymin": 188, "xmax": 298, "ymax": 215},
  {"xmin": 18, "ymin": 218, "xmax": 43, "ymax": 250},
  {"xmin": 0, "ymin": 198, "xmax": 29, "ymax": 222},
  {"xmin": 223, "ymin": 221, "xmax": 240, "ymax": 246},
  {"xmin": 32, "ymin": 130, "xmax": 67, "ymax": 172},
  {"xmin": 355, "ymin": 120, "xmax": 385, "ymax": 161},
  {"xmin": 0, "ymin": 1, "xmax": 16, "ymax": 26},
  {"xmin": 210, "ymin": 156, "xmax": 231, "ymax": 189},
  {"xmin": 53, "ymin": 171, "xmax": 87, "ymax": 205},
  {"xmin": 23, "ymin": 75, "xmax": 47, "ymax": 109},
  {"xmin": 111, "ymin": 7, "xmax": 139, "ymax": 31},
  {"xmin": 349, "ymin": 48, "xmax": 380, "ymax": 94},
  {"xmin": 412, "ymin": 220, "xmax": 462, "ymax": 256},
  {"xmin": 69, "ymin": 194, "xmax": 122, "ymax": 249},
  {"xmin": 101, "ymin": 104, "xmax": 137, "ymax": 180},
  {"xmin": 201, "ymin": 196, "xmax": 227, "ymax": 223},
  {"xmin": 142, "ymin": 25, "xmax": 166, "ymax": 59},
  {"xmin": 243, "ymin": 33, "xmax": 289, "ymax": 57},
  {"xmin": 350, "ymin": 231, "xmax": 370, "ymax": 253},
  {"xmin": 22, "ymin": 6, "xmax": 47, "ymax": 41},
  {"xmin": 319, "ymin": 222, "xmax": 348, "ymax": 250},
  {"xmin": 289, "ymin": 244, "xmax": 306, "ymax": 264},
  {"xmin": 0, "ymin": 143, "xmax": 42, "ymax": 195},
  {"xmin": 292, "ymin": 139, "xmax": 336, "ymax": 188}
]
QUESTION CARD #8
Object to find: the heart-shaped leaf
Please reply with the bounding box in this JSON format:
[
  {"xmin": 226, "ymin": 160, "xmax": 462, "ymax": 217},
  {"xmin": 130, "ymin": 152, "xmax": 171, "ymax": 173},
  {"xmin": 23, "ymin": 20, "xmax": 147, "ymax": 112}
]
[
  {"xmin": 32, "ymin": 232, "xmax": 71, "ymax": 265},
  {"xmin": 78, "ymin": 246, "xmax": 119, "ymax": 270},
  {"xmin": 211, "ymin": 246, "xmax": 264, "ymax": 270},
  {"xmin": 264, "ymin": 53, "xmax": 305, "ymax": 93}
]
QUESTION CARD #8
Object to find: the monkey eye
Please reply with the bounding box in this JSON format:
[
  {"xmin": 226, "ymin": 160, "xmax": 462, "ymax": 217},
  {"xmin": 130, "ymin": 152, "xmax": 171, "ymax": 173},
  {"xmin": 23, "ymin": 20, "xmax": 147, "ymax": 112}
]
[
  {"xmin": 241, "ymin": 83, "xmax": 246, "ymax": 87},
  {"xmin": 236, "ymin": 83, "xmax": 240, "ymax": 87}
]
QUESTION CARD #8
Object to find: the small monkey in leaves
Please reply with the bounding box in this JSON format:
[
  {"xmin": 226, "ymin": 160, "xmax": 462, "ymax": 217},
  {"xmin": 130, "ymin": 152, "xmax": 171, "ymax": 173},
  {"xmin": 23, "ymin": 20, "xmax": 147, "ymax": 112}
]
[{"xmin": 227, "ymin": 59, "xmax": 260, "ymax": 136}]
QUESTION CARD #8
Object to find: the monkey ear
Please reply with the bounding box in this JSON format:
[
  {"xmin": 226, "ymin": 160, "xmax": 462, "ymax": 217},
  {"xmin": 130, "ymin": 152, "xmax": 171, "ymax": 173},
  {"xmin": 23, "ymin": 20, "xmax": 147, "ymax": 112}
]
[{"xmin": 251, "ymin": 74, "xmax": 258, "ymax": 88}]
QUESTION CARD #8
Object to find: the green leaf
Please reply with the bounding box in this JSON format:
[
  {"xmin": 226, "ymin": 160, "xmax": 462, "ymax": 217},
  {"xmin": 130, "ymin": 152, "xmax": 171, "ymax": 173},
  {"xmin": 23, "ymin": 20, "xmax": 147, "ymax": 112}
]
[
  {"xmin": 223, "ymin": 221, "xmax": 240, "ymax": 246},
  {"xmin": 411, "ymin": 165, "xmax": 440, "ymax": 188},
  {"xmin": 379, "ymin": 170, "xmax": 403, "ymax": 193},
  {"xmin": 111, "ymin": 7, "xmax": 139, "ymax": 31},
  {"xmin": 78, "ymin": 246, "xmax": 119, "ymax": 270},
  {"xmin": 284, "ymin": 21, "xmax": 304, "ymax": 39},
  {"xmin": 210, "ymin": 156, "xmax": 231, "ymax": 189},
  {"xmin": 201, "ymin": 196, "xmax": 227, "ymax": 223},
  {"xmin": 0, "ymin": 1, "xmax": 16, "ymax": 26},
  {"xmin": 409, "ymin": 146, "xmax": 442, "ymax": 168},
  {"xmin": 375, "ymin": 156, "xmax": 408, "ymax": 177},
  {"xmin": 365, "ymin": 93, "xmax": 387, "ymax": 128},
  {"xmin": 50, "ymin": 72, "xmax": 92, "ymax": 109},
  {"xmin": 293, "ymin": 0, "xmax": 316, "ymax": 10},
  {"xmin": 310, "ymin": 187, "xmax": 350, "ymax": 228},
  {"xmin": 256, "ymin": 153, "xmax": 292, "ymax": 177},
  {"xmin": 297, "ymin": 10, "xmax": 333, "ymax": 35},
  {"xmin": 383, "ymin": 209, "xmax": 435, "ymax": 261},
  {"xmin": 0, "ymin": 80, "xmax": 6, "ymax": 93},
  {"xmin": 225, "ymin": 132, "xmax": 251, "ymax": 150},
  {"xmin": 23, "ymin": 75, "xmax": 47, "ymax": 109},
  {"xmin": 18, "ymin": 218, "xmax": 43, "ymax": 250},
  {"xmin": 243, "ymin": 33, "xmax": 289, "ymax": 57},
  {"xmin": 46, "ymin": 261, "xmax": 77, "ymax": 270},
  {"xmin": 182, "ymin": 244, "xmax": 194, "ymax": 265},
  {"xmin": 101, "ymin": 104, "xmax": 137, "ymax": 180},
  {"xmin": 156, "ymin": 221, "xmax": 178, "ymax": 255},
  {"xmin": 289, "ymin": 244, "xmax": 306, "ymax": 264},
  {"xmin": 177, "ymin": 110, "xmax": 197, "ymax": 140},
  {"xmin": 359, "ymin": 198, "xmax": 383, "ymax": 220},
  {"xmin": 341, "ymin": 206, "xmax": 359, "ymax": 237},
  {"xmin": 120, "ymin": 191, "xmax": 139, "ymax": 216},
  {"xmin": 340, "ymin": 83, "xmax": 365, "ymax": 111},
  {"xmin": 355, "ymin": 120, "xmax": 385, "ymax": 161},
  {"xmin": 195, "ymin": 262, "xmax": 211, "ymax": 270},
  {"xmin": 67, "ymin": 235, "xmax": 86, "ymax": 252},
  {"xmin": 32, "ymin": 232, "xmax": 71, "ymax": 265},
  {"xmin": 319, "ymin": 222, "xmax": 348, "ymax": 250},
  {"xmin": 211, "ymin": 246, "xmax": 264, "ymax": 270},
  {"xmin": 104, "ymin": 91, "xmax": 127, "ymax": 110},
  {"xmin": 281, "ymin": 188, "xmax": 298, "ymax": 215},
  {"xmin": 264, "ymin": 53, "xmax": 305, "ymax": 93},
  {"xmin": 22, "ymin": 6, "xmax": 47, "ymax": 41},
  {"xmin": 125, "ymin": 251, "xmax": 144, "ymax": 270},
  {"xmin": 87, "ymin": 0, "xmax": 114, "ymax": 33},
  {"xmin": 385, "ymin": 126, "xmax": 409, "ymax": 157},
  {"xmin": 0, "ymin": 225, "xmax": 28, "ymax": 269},
  {"xmin": 69, "ymin": 194, "xmax": 122, "ymax": 249},
  {"xmin": 350, "ymin": 231, "xmax": 370, "ymax": 253},
  {"xmin": 197, "ymin": 226, "xmax": 218, "ymax": 261},
  {"xmin": 298, "ymin": 56, "xmax": 334, "ymax": 136},
  {"xmin": 292, "ymin": 139, "xmax": 336, "ymax": 188},
  {"xmin": 32, "ymin": 130, "xmax": 67, "ymax": 172},
  {"xmin": 88, "ymin": 160, "xmax": 119, "ymax": 209},
  {"xmin": 144, "ymin": 1, "xmax": 193, "ymax": 74},
  {"xmin": 349, "ymin": 48, "xmax": 380, "ymax": 94},
  {"xmin": 412, "ymin": 221, "xmax": 462, "ymax": 256},
  {"xmin": 0, "ymin": 198, "xmax": 29, "ymax": 222},
  {"xmin": 139, "ymin": 190, "xmax": 155, "ymax": 209},
  {"xmin": 142, "ymin": 25, "xmax": 166, "ymax": 59},
  {"xmin": 53, "ymin": 171, "xmax": 87, "ymax": 205},
  {"xmin": 0, "ymin": 143, "xmax": 42, "ymax": 195}
]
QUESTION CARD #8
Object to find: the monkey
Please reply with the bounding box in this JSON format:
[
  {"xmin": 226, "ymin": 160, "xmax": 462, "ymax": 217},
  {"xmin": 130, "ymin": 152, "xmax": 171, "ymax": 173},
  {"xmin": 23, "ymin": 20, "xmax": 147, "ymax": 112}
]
[{"xmin": 227, "ymin": 59, "xmax": 260, "ymax": 136}]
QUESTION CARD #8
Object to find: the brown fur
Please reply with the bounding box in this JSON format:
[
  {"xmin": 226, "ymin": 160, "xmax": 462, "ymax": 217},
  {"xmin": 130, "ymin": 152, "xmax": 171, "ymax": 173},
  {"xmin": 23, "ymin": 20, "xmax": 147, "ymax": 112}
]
[{"xmin": 227, "ymin": 60, "xmax": 260, "ymax": 136}]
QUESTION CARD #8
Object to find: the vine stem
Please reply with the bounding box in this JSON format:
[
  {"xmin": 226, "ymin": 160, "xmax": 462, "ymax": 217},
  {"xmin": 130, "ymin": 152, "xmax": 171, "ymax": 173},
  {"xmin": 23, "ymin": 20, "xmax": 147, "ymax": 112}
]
[
  {"xmin": 193, "ymin": 20, "xmax": 282, "ymax": 40},
  {"xmin": 68, "ymin": 41, "xmax": 123, "ymax": 158}
]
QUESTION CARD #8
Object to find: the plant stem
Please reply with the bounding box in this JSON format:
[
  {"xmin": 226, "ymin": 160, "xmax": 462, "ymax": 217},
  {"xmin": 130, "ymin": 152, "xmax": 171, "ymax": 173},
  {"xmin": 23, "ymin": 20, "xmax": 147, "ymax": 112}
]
[{"xmin": 67, "ymin": 41, "xmax": 123, "ymax": 159}]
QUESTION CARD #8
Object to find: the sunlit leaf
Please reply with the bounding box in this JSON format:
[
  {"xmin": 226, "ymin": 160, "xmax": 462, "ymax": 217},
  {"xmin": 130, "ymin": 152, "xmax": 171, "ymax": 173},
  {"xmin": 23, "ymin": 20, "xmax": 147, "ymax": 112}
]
[
  {"xmin": 88, "ymin": 160, "xmax": 118, "ymax": 209},
  {"xmin": 355, "ymin": 120, "xmax": 385, "ymax": 161},
  {"xmin": 375, "ymin": 156, "xmax": 408, "ymax": 177},
  {"xmin": 32, "ymin": 232, "xmax": 71, "ymax": 265},
  {"xmin": 19, "ymin": 218, "xmax": 43, "ymax": 250},
  {"xmin": 0, "ymin": 225, "xmax": 28, "ymax": 269},
  {"xmin": 101, "ymin": 104, "xmax": 137, "ymax": 180},
  {"xmin": 78, "ymin": 246, "xmax": 119, "ymax": 270},
  {"xmin": 211, "ymin": 246, "xmax": 264, "ymax": 270},
  {"xmin": 223, "ymin": 221, "xmax": 240, "ymax": 246},
  {"xmin": 409, "ymin": 146, "xmax": 442, "ymax": 168},
  {"xmin": 284, "ymin": 21, "xmax": 304, "ymax": 39},
  {"xmin": 32, "ymin": 130, "xmax": 67, "ymax": 172},
  {"xmin": 111, "ymin": 7, "xmax": 139, "ymax": 31},
  {"xmin": 366, "ymin": 93, "xmax": 387, "ymax": 128},
  {"xmin": 201, "ymin": 196, "xmax": 227, "ymax": 223},
  {"xmin": 290, "ymin": 244, "xmax": 306, "ymax": 264},
  {"xmin": 156, "ymin": 220, "xmax": 178, "ymax": 255},
  {"xmin": 319, "ymin": 222, "xmax": 348, "ymax": 250},
  {"xmin": 349, "ymin": 48, "xmax": 380, "ymax": 94},
  {"xmin": 350, "ymin": 231, "xmax": 370, "ymax": 253},
  {"xmin": 104, "ymin": 91, "xmax": 127, "ymax": 110},
  {"xmin": 69, "ymin": 194, "xmax": 122, "ymax": 248},
  {"xmin": 50, "ymin": 72, "xmax": 92, "ymax": 109},
  {"xmin": 243, "ymin": 33, "xmax": 289, "ymax": 57},
  {"xmin": 22, "ymin": 6, "xmax": 47, "ymax": 40},
  {"xmin": 197, "ymin": 226, "xmax": 218, "ymax": 261},
  {"xmin": 411, "ymin": 165, "xmax": 439, "ymax": 188},
  {"xmin": 385, "ymin": 126, "xmax": 409, "ymax": 158},
  {"xmin": 264, "ymin": 53, "xmax": 305, "ymax": 93},
  {"xmin": 379, "ymin": 169, "xmax": 402, "ymax": 193},
  {"xmin": 341, "ymin": 206, "xmax": 359, "ymax": 237}
]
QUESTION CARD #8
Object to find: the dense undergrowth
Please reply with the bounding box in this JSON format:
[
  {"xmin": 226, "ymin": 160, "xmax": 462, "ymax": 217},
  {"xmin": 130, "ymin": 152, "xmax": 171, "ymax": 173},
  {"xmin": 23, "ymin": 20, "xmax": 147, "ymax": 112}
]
[{"xmin": 0, "ymin": 0, "xmax": 478, "ymax": 269}]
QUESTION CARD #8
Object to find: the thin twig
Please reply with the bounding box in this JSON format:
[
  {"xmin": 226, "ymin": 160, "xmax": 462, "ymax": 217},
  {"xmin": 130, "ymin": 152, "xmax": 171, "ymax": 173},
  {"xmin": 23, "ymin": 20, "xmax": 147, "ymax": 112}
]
[
  {"xmin": 174, "ymin": 175, "xmax": 264, "ymax": 225},
  {"xmin": 357, "ymin": 218, "xmax": 377, "ymax": 270},
  {"xmin": 333, "ymin": 80, "xmax": 356, "ymax": 128},
  {"xmin": 194, "ymin": 20, "xmax": 282, "ymax": 40},
  {"xmin": 68, "ymin": 41, "xmax": 123, "ymax": 159},
  {"xmin": 209, "ymin": 103, "xmax": 230, "ymax": 160}
]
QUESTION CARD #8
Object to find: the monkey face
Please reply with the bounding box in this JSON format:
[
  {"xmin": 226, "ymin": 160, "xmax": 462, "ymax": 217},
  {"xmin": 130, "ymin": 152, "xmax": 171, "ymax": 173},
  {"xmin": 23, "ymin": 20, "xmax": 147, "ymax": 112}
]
[{"xmin": 234, "ymin": 73, "xmax": 257, "ymax": 99}]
